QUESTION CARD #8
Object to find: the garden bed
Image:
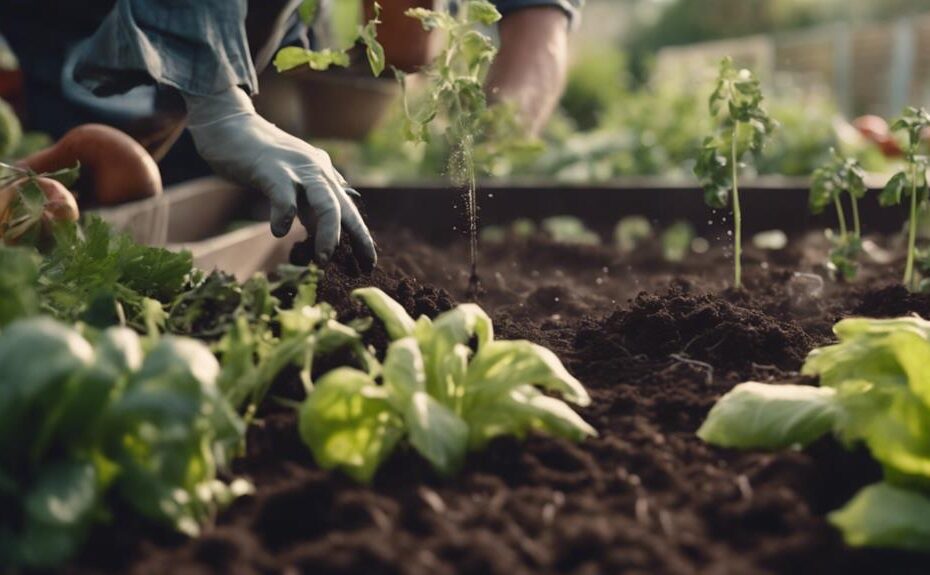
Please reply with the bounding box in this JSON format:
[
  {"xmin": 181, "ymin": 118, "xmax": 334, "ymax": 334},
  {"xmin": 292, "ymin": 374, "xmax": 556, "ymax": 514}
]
[{"xmin": 66, "ymin": 180, "xmax": 930, "ymax": 575}]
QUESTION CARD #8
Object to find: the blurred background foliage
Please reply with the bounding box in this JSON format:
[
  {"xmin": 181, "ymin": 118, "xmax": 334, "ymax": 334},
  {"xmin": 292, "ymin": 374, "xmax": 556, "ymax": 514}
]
[
  {"xmin": 3, "ymin": 0, "xmax": 925, "ymax": 183},
  {"xmin": 321, "ymin": 0, "xmax": 927, "ymax": 183}
]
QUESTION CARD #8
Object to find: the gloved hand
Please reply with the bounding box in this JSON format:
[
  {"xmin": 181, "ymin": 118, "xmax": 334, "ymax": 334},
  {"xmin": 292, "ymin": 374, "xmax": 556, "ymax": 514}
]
[{"xmin": 182, "ymin": 88, "xmax": 376, "ymax": 267}]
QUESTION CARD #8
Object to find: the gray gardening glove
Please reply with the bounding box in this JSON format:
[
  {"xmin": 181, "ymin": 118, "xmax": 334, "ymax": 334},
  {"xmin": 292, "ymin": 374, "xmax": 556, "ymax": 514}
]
[{"xmin": 182, "ymin": 87, "xmax": 376, "ymax": 267}]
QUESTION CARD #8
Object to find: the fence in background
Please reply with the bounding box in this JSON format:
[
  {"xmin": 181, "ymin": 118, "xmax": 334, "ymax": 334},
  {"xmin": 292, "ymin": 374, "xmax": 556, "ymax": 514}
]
[{"xmin": 655, "ymin": 12, "xmax": 930, "ymax": 118}]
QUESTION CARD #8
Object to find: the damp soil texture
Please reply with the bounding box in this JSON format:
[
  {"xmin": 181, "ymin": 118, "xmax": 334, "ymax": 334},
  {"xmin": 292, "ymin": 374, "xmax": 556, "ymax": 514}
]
[{"xmin": 71, "ymin": 225, "xmax": 930, "ymax": 575}]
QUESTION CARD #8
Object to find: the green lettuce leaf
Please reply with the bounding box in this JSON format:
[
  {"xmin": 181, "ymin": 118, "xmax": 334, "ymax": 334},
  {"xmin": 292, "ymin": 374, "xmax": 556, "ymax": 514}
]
[
  {"xmin": 698, "ymin": 382, "xmax": 839, "ymax": 449},
  {"xmin": 829, "ymin": 482, "xmax": 930, "ymax": 551},
  {"xmin": 352, "ymin": 287, "xmax": 416, "ymax": 340},
  {"xmin": 299, "ymin": 368, "xmax": 403, "ymax": 483}
]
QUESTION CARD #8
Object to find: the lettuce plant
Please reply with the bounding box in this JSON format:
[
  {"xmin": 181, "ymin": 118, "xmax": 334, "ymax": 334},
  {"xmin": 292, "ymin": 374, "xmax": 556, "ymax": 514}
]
[
  {"xmin": 694, "ymin": 57, "xmax": 776, "ymax": 289},
  {"xmin": 0, "ymin": 317, "xmax": 249, "ymax": 569},
  {"xmin": 299, "ymin": 288, "xmax": 595, "ymax": 483},
  {"xmin": 810, "ymin": 149, "xmax": 868, "ymax": 280},
  {"xmin": 699, "ymin": 316, "xmax": 930, "ymax": 551},
  {"xmin": 880, "ymin": 107, "xmax": 930, "ymax": 291}
]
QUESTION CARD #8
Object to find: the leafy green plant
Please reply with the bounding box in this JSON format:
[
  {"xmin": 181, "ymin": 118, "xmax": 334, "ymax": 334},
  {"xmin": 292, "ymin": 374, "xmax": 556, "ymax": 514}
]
[
  {"xmin": 274, "ymin": 1, "xmax": 385, "ymax": 77},
  {"xmin": 810, "ymin": 149, "xmax": 868, "ymax": 280},
  {"xmin": 38, "ymin": 217, "xmax": 193, "ymax": 328},
  {"xmin": 694, "ymin": 57, "xmax": 777, "ymax": 289},
  {"xmin": 879, "ymin": 107, "xmax": 930, "ymax": 291},
  {"xmin": 299, "ymin": 287, "xmax": 595, "ymax": 483},
  {"xmin": 661, "ymin": 220, "xmax": 695, "ymax": 263},
  {"xmin": 614, "ymin": 215, "xmax": 653, "ymax": 253},
  {"xmin": 0, "ymin": 214, "xmax": 192, "ymax": 331},
  {"xmin": 542, "ymin": 215, "xmax": 600, "ymax": 246},
  {"xmin": 216, "ymin": 266, "xmax": 373, "ymax": 422},
  {"xmin": 0, "ymin": 317, "xmax": 249, "ymax": 569},
  {"xmin": 699, "ymin": 316, "xmax": 930, "ymax": 551}
]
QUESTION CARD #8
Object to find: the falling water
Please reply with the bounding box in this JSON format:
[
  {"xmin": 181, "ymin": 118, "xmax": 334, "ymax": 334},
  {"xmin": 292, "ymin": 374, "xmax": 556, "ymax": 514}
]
[{"xmin": 456, "ymin": 135, "xmax": 480, "ymax": 299}]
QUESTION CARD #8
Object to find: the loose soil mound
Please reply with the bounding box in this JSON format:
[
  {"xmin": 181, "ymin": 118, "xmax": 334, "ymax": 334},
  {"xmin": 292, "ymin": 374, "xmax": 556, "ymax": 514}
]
[{"xmin": 71, "ymin": 228, "xmax": 930, "ymax": 575}]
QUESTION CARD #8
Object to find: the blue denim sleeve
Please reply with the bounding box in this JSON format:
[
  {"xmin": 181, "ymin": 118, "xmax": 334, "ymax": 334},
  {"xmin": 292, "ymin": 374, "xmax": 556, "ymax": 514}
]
[
  {"xmin": 71, "ymin": 0, "xmax": 258, "ymax": 97},
  {"xmin": 493, "ymin": 0, "xmax": 583, "ymax": 23}
]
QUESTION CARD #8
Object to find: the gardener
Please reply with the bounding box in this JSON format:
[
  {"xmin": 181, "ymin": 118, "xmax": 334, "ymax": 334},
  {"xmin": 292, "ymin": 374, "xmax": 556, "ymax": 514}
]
[{"xmin": 0, "ymin": 0, "xmax": 580, "ymax": 267}]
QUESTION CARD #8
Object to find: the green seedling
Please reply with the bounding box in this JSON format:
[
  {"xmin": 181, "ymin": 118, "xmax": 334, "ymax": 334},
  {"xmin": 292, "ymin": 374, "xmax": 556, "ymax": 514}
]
[
  {"xmin": 810, "ymin": 149, "xmax": 868, "ymax": 280},
  {"xmin": 614, "ymin": 215, "xmax": 654, "ymax": 253},
  {"xmin": 399, "ymin": 1, "xmax": 540, "ymax": 292},
  {"xmin": 542, "ymin": 215, "xmax": 600, "ymax": 246},
  {"xmin": 299, "ymin": 287, "xmax": 595, "ymax": 483},
  {"xmin": 661, "ymin": 220, "xmax": 695, "ymax": 262},
  {"xmin": 400, "ymin": 0, "xmax": 500, "ymax": 291},
  {"xmin": 694, "ymin": 57, "xmax": 777, "ymax": 288},
  {"xmin": 274, "ymin": 1, "xmax": 385, "ymax": 77},
  {"xmin": 879, "ymin": 107, "xmax": 930, "ymax": 291},
  {"xmin": 511, "ymin": 218, "xmax": 537, "ymax": 238},
  {"xmin": 699, "ymin": 316, "xmax": 930, "ymax": 552}
]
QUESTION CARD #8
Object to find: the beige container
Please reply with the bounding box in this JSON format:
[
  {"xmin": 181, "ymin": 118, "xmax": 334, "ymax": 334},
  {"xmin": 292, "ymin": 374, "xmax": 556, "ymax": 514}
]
[{"xmin": 90, "ymin": 177, "xmax": 305, "ymax": 281}]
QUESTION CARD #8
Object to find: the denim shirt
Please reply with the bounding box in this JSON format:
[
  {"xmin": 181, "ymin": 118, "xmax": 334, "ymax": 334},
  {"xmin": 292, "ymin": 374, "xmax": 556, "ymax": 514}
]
[{"xmin": 69, "ymin": 0, "xmax": 582, "ymax": 97}]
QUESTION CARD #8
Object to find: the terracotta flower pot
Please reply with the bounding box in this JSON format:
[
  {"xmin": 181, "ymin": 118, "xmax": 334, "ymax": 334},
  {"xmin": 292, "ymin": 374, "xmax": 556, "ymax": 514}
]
[{"xmin": 364, "ymin": 0, "xmax": 436, "ymax": 73}]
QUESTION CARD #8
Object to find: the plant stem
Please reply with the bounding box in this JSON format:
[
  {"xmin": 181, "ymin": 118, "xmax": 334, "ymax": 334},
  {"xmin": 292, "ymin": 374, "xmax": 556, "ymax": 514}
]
[
  {"xmin": 833, "ymin": 196, "xmax": 848, "ymax": 240},
  {"xmin": 904, "ymin": 162, "xmax": 919, "ymax": 290},
  {"xmin": 851, "ymin": 195, "xmax": 861, "ymax": 238},
  {"xmin": 731, "ymin": 125, "xmax": 742, "ymax": 289}
]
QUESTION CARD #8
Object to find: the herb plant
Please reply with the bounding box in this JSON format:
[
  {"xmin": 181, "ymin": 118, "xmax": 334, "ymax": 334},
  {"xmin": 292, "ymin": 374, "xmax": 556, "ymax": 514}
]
[
  {"xmin": 699, "ymin": 316, "xmax": 930, "ymax": 551},
  {"xmin": 0, "ymin": 216, "xmax": 192, "ymax": 330},
  {"xmin": 879, "ymin": 106, "xmax": 930, "ymax": 291},
  {"xmin": 299, "ymin": 287, "xmax": 595, "ymax": 483},
  {"xmin": 0, "ymin": 317, "xmax": 249, "ymax": 569},
  {"xmin": 399, "ymin": 0, "xmax": 539, "ymax": 290},
  {"xmin": 694, "ymin": 57, "xmax": 777, "ymax": 289},
  {"xmin": 274, "ymin": 1, "xmax": 385, "ymax": 77},
  {"xmin": 810, "ymin": 149, "xmax": 868, "ymax": 280}
]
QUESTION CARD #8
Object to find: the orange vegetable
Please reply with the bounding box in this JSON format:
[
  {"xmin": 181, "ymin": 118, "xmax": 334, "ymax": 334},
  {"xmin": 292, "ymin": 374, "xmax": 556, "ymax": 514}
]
[{"xmin": 19, "ymin": 124, "xmax": 162, "ymax": 205}]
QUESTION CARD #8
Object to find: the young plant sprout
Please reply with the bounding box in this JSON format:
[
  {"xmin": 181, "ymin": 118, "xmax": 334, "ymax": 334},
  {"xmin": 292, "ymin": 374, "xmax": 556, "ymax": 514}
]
[
  {"xmin": 614, "ymin": 215, "xmax": 653, "ymax": 254},
  {"xmin": 274, "ymin": 2, "xmax": 385, "ymax": 77},
  {"xmin": 695, "ymin": 57, "xmax": 777, "ymax": 289},
  {"xmin": 300, "ymin": 288, "xmax": 595, "ymax": 483},
  {"xmin": 810, "ymin": 149, "xmax": 868, "ymax": 280},
  {"xmin": 400, "ymin": 1, "xmax": 535, "ymax": 295},
  {"xmin": 879, "ymin": 106, "xmax": 930, "ymax": 291},
  {"xmin": 661, "ymin": 220, "xmax": 695, "ymax": 263}
]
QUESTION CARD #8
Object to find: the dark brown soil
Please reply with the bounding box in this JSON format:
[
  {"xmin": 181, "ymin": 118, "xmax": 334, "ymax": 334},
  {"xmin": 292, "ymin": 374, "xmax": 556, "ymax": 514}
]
[{"xmin": 70, "ymin": 225, "xmax": 930, "ymax": 575}]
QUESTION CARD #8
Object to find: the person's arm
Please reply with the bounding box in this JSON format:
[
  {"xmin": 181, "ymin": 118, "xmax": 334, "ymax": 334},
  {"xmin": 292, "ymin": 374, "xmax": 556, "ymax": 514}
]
[
  {"xmin": 486, "ymin": 2, "xmax": 579, "ymax": 135},
  {"xmin": 69, "ymin": 0, "xmax": 376, "ymax": 267}
]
